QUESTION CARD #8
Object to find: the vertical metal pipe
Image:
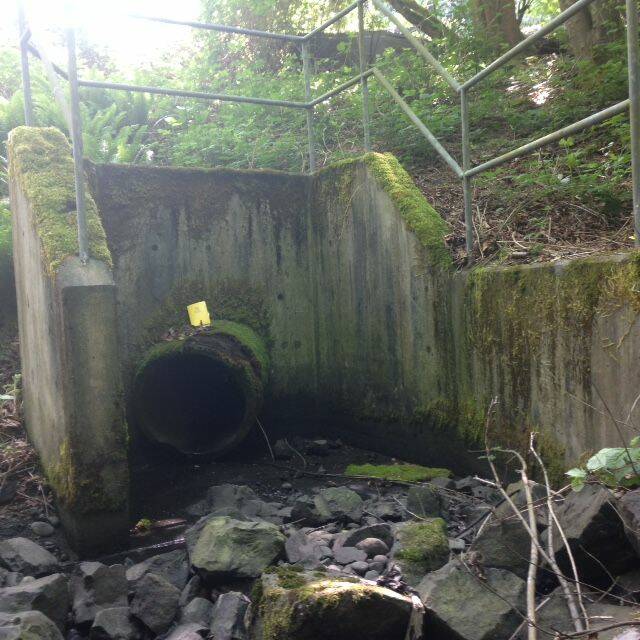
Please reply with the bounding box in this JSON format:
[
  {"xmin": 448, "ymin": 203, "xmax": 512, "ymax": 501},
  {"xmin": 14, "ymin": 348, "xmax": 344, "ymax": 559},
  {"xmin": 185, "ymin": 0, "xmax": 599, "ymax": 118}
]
[
  {"xmin": 626, "ymin": 0, "xmax": 640, "ymax": 247},
  {"xmin": 17, "ymin": 1, "xmax": 34, "ymax": 126},
  {"xmin": 301, "ymin": 42, "xmax": 317, "ymax": 173},
  {"xmin": 357, "ymin": 0, "xmax": 371, "ymax": 151},
  {"xmin": 66, "ymin": 27, "xmax": 89, "ymax": 264},
  {"xmin": 460, "ymin": 87, "xmax": 474, "ymax": 261}
]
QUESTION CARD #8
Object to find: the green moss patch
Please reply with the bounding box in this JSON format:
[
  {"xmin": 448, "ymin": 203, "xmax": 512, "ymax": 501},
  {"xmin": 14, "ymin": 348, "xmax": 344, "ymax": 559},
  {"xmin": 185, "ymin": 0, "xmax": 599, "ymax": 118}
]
[
  {"xmin": 345, "ymin": 463, "xmax": 451, "ymax": 482},
  {"xmin": 8, "ymin": 127, "xmax": 111, "ymax": 274},
  {"xmin": 395, "ymin": 518, "xmax": 449, "ymax": 574}
]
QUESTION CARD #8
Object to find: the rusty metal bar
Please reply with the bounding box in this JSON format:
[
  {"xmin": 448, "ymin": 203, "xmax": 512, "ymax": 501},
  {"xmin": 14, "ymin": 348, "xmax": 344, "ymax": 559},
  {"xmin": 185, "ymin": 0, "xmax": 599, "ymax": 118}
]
[
  {"xmin": 373, "ymin": 69, "xmax": 463, "ymax": 177},
  {"xmin": 302, "ymin": 42, "xmax": 316, "ymax": 173},
  {"xmin": 17, "ymin": 1, "xmax": 34, "ymax": 125},
  {"xmin": 465, "ymin": 100, "xmax": 630, "ymax": 177},
  {"xmin": 358, "ymin": 0, "xmax": 371, "ymax": 151},
  {"xmin": 129, "ymin": 13, "xmax": 304, "ymax": 42},
  {"xmin": 305, "ymin": 1, "xmax": 360, "ymax": 39},
  {"xmin": 77, "ymin": 79, "xmax": 309, "ymax": 109},
  {"xmin": 626, "ymin": 0, "xmax": 640, "ymax": 247},
  {"xmin": 66, "ymin": 27, "xmax": 89, "ymax": 264}
]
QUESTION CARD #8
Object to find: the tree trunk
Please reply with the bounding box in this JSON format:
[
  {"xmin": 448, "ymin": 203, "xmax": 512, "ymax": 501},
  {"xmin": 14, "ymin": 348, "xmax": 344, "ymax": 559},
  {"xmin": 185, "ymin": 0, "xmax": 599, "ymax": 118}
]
[
  {"xmin": 471, "ymin": 0, "xmax": 524, "ymax": 50},
  {"xmin": 386, "ymin": 0, "xmax": 450, "ymax": 39},
  {"xmin": 558, "ymin": 0, "xmax": 625, "ymax": 59}
]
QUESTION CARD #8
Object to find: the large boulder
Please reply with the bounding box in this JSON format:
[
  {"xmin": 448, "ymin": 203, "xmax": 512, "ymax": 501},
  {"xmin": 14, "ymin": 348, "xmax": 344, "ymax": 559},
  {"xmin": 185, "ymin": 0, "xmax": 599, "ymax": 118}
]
[
  {"xmin": 544, "ymin": 485, "xmax": 638, "ymax": 585},
  {"xmin": 90, "ymin": 607, "xmax": 142, "ymax": 640},
  {"xmin": 313, "ymin": 488, "xmax": 364, "ymax": 524},
  {"xmin": 187, "ymin": 484, "xmax": 283, "ymax": 524},
  {"xmin": 258, "ymin": 570, "xmax": 413, "ymax": 640},
  {"xmin": 209, "ymin": 591, "xmax": 250, "ymax": 640},
  {"xmin": 126, "ymin": 550, "xmax": 189, "ymax": 591},
  {"xmin": 406, "ymin": 485, "xmax": 441, "ymax": 519},
  {"xmin": 418, "ymin": 558, "xmax": 526, "ymax": 640},
  {"xmin": 130, "ymin": 573, "xmax": 179, "ymax": 635},
  {"xmin": 0, "ymin": 573, "xmax": 70, "ymax": 630},
  {"xmin": 0, "ymin": 538, "xmax": 59, "ymax": 577},
  {"xmin": 186, "ymin": 517, "xmax": 285, "ymax": 580},
  {"xmin": 619, "ymin": 489, "xmax": 640, "ymax": 556},
  {"xmin": 180, "ymin": 597, "xmax": 213, "ymax": 627},
  {"xmin": 391, "ymin": 519, "xmax": 450, "ymax": 586},
  {"xmin": 0, "ymin": 610, "xmax": 64, "ymax": 640},
  {"xmin": 72, "ymin": 562, "xmax": 128, "ymax": 626}
]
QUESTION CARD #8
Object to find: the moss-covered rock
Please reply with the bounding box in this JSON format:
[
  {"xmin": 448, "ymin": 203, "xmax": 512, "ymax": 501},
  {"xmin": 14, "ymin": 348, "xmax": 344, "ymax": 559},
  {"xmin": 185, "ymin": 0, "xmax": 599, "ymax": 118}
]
[
  {"xmin": 258, "ymin": 570, "xmax": 413, "ymax": 640},
  {"xmin": 8, "ymin": 127, "xmax": 111, "ymax": 274},
  {"xmin": 345, "ymin": 463, "xmax": 452, "ymax": 482},
  {"xmin": 392, "ymin": 518, "xmax": 450, "ymax": 585}
]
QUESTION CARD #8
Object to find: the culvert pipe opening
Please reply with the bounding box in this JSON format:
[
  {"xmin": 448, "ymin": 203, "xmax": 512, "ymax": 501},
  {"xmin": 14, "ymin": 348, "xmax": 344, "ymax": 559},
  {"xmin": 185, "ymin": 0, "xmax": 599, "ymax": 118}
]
[{"xmin": 131, "ymin": 322, "xmax": 269, "ymax": 456}]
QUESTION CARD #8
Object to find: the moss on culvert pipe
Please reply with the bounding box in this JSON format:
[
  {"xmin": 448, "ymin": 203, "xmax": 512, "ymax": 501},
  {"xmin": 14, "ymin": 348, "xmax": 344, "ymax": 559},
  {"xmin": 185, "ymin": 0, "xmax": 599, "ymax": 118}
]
[{"xmin": 132, "ymin": 321, "xmax": 269, "ymax": 456}]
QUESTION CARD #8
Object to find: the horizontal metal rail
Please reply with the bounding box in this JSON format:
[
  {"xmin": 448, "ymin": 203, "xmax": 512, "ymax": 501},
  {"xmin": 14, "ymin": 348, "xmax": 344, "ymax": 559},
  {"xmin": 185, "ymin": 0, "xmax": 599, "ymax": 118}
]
[
  {"xmin": 462, "ymin": 0, "xmax": 598, "ymax": 89},
  {"xmin": 128, "ymin": 14, "xmax": 305, "ymax": 42},
  {"xmin": 466, "ymin": 99, "xmax": 630, "ymax": 177},
  {"xmin": 77, "ymin": 79, "xmax": 310, "ymax": 109},
  {"xmin": 373, "ymin": 68, "xmax": 463, "ymax": 177},
  {"xmin": 305, "ymin": 0, "xmax": 360, "ymax": 39},
  {"xmin": 371, "ymin": 0, "xmax": 460, "ymax": 92},
  {"xmin": 309, "ymin": 69, "xmax": 374, "ymax": 107}
]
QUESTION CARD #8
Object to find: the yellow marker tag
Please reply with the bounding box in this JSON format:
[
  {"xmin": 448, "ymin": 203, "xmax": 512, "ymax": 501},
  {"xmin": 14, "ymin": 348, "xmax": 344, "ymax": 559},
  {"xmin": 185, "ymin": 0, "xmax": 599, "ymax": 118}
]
[{"xmin": 187, "ymin": 301, "xmax": 211, "ymax": 327}]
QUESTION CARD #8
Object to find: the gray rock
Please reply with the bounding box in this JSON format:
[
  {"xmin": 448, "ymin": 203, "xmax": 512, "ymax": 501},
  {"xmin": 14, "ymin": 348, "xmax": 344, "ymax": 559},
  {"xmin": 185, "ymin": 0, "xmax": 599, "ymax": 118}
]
[
  {"xmin": 90, "ymin": 607, "xmax": 141, "ymax": 640},
  {"xmin": 30, "ymin": 522, "xmax": 54, "ymax": 537},
  {"xmin": 454, "ymin": 477, "xmax": 480, "ymax": 493},
  {"xmin": 0, "ymin": 538, "xmax": 59, "ymax": 577},
  {"xmin": 314, "ymin": 488, "xmax": 363, "ymax": 524},
  {"xmin": 305, "ymin": 439, "xmax": 330, "ymax": 456},
  {"xmin": 368, "ymin": 559, "xmax": 387, "ymax": 573},
  {"xmin": 619, "ymin": 489, "xmax": 640, "ymax": 556},
  {"xmin": 210, "ymin": 592, "xmax": 249, "ymax": 640},
  {"xmin": 545, "ymin": 484, "xmax": 637, "ymax": 584},
  {"xmin": 0, "ymin": 570, "xmax": 22, "ymax": 589},
  {"xmin": 126, "ymin": 550, "xmax": 189, "ymax": 591},
  {"xmin": 178, "ymin": 576, "xmax": 203, "ymax": 608},
  {"xmin": 470, "ymin": 517, "xmax": 532, "ymax": 579},
  {"xmin": 186, "ymin": 517, "xmax": 285, "ymax": 580},
  {"xmin": 355, "ymin": 538, "xmax": 389, "ymax": 557},
  {"xmin": 285, "ymin": 531, "xmax": 330, "ymax": 567},
  {"xmin": 335, "ymin": 524, "xmax": 393, "ymax": 550},
  {"xmin": 290, "ymin": 497, "xmax": 325, "ymax": 526},
  {"xmin": 164, "ymin": 623, "xmax": 208, "ymax": 640},
  {"xmin": 406, "ymin": 485, "xmax": 441, "ymax": 518},
  {"xmin": 430, "ymin": 476, "xmax": 455, "ymax": 490},
  {"xmin": 0, "ymin": 610, "xmax": 63, "ymax": 640},
  {"xmin": 418, "ymin": 559, "xmax": 526, "ymax": 640},
  {"xmin": 364, "ymin": 570, "xmax": 380, "ymax": 580},
  {"xmin": 333, "ymin": 547, "xmax": 367, "ymax": 565},
  {"xmin": 347, "ymin": 561, "xmax": 369, "ymax": 576},
  {"xmin": 72, "ymin": 562, "xmax": 128, "ymax": 626},
  {"xmin": 130, "ymin": 573, "xmax": 179, "ymax": 635},
  {"xmin": 364, "ymin": 499, "xmax": 404, "ymax": 522},
  {"xmin": 273, "ymin": 440, "xmax": 293, "ymax": 460},
  {"xmin": 180, "ymin": 597, "xmax": 212, "ymax": 626},
  {"xmin": 0, "ymin": 573, "xmax": 70, "ymax": 630}
]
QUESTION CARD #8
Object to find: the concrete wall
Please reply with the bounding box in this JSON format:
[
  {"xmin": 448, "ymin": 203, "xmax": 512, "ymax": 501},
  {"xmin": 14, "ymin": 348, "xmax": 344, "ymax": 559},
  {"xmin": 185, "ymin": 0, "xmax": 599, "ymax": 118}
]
[
  {"xmin": 8, "ymin": 128, "xmax": 128, "ymax": 553},
  {"xmin": 11, "ymin": 126, "xmax": 640, "ymax": 552},
  {"xmin": 89, "ymin": 155, "xmax": 640, "ymax": 476}
]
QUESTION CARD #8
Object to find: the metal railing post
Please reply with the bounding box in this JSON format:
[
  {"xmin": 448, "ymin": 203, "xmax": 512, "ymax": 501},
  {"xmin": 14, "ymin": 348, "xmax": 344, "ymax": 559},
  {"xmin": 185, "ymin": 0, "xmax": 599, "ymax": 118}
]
[
  {"xmin": 17, "ymin": 1, "xmax": 34, "ymax": 126},
  {"xmin": 461, "ymin": 87, "xmax": 474, "ymax": 260},
  {"xmin": 626, "ymin": 0, "xmax": 640, "ymax": 247},
  {"xmin": 357, "ymin": 0, "xmax": 371, "ymax": 151},
  {"xmin": 301, "ymin": 42, "xmax": 317, "ymax": 174},
  {"xmin": 66, "ymin": 26, "xmax": 89, "ymax": 264}
]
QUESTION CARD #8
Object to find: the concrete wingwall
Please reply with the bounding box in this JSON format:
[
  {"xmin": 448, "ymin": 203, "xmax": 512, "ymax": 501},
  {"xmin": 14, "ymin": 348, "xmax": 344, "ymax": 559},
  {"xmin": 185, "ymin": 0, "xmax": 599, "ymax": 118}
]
[{"xmin": 9, "ymin": 126, "xmax": 640, "ymax": 550}]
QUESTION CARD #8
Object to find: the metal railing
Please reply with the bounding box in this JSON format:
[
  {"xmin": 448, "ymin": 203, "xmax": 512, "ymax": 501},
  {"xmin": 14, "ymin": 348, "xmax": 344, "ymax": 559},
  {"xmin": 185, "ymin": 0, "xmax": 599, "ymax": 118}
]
[{"xmin": 16, "ymin": 0, "xmax": 640, "ymax": 264}]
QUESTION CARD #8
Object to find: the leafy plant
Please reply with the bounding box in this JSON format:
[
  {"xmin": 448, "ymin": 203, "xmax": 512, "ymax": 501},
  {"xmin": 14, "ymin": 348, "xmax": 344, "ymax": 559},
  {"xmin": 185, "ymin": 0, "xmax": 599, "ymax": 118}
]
[{"xmin": 566, "ymin": 438, "xmax": 640, "ymax": 491}]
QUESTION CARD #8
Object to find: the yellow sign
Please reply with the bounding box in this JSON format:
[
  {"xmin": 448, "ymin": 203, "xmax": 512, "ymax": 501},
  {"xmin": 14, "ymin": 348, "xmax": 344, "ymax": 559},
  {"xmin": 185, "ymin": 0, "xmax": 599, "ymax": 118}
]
[{"xmin": 187, "ymin": 301, "xmax": 211, "ymax": 327}]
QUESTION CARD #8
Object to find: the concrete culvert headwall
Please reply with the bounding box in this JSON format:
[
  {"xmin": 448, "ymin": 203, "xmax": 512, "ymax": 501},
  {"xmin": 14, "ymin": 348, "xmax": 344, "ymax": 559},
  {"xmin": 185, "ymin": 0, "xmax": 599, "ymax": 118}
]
[{"xmin": 132, "ymin": 322, "xmax": 269, "ymax": 456}]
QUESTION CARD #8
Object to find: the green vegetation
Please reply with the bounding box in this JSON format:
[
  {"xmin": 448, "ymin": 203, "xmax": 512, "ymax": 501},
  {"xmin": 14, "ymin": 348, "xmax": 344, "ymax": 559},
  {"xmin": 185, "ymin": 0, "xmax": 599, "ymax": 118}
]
[
  {"xmin": 345, "ymin": 463, "xmax": 452, "ymax": 482},
  {"xmin": 567, "ymin": 437, "xmax": 640, "ymax": 491}
]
